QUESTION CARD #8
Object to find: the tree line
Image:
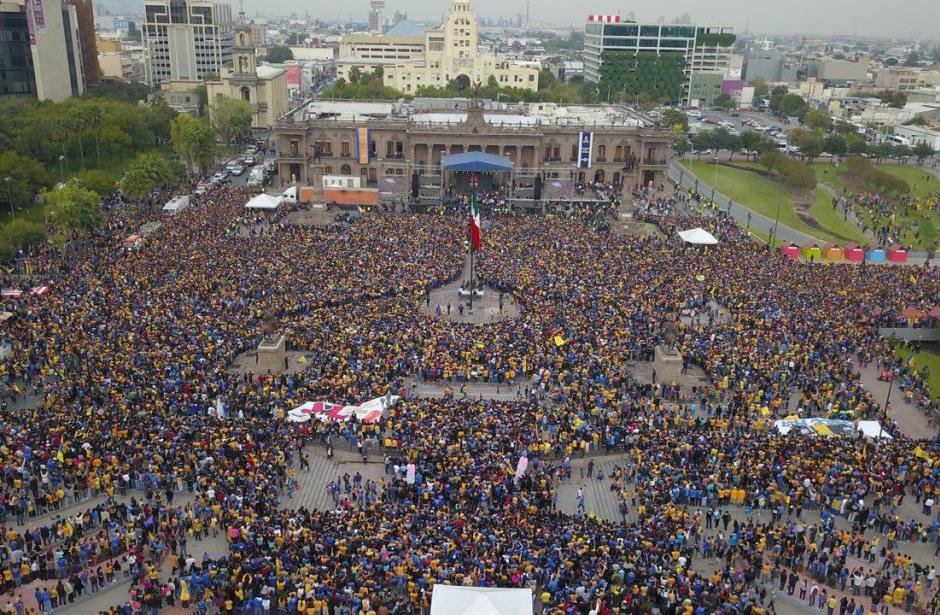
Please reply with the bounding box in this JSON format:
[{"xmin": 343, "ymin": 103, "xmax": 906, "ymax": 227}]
[{"xmin": 0, "ymin": 83, "xmax": 254, "ymax": 262}]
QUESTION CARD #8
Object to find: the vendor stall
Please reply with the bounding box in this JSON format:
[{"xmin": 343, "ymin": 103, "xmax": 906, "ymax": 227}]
[
  {"xmin": 865, "ymin": 247, "xmax": 887, "ymax": 263},
  {"xmin": 887, "ymin": 244, "xmax": 908, "ymax": 263},
  {"xmin": 823, "ymin": 244, "xmax": 843, "ymax": 261},
  {"xmin": 844, "ymin": 244, "xmax": 865, "ymax": 262},
  {"xmin": 779, "ymin": 243, "xmax": 800, "ymax": 260},
  {"xmin": 801, "ymin": 243, "xmax": 822, "ymax": 261}
]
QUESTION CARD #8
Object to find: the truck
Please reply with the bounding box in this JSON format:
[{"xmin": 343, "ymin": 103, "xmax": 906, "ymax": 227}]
[
  {"xmin": 247, "ymin": 167, "xmax": 264, "ymax": 187},
  {"xmin": 281, "ymin": 185, "xmax": 318, "ymax": 204}
]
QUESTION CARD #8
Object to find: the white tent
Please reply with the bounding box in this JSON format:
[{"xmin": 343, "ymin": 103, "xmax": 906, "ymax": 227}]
[
  {"xmin": 245, "ymin": 194, "xmax": 283, "ymax": 210},
  {"xmin": 430, "ymin": 585, "xmax": 532, "ymax": 615},
  {"xmin": 678, "ymin": 227, "xmax": 719, "ymax": 245},
  {"xmin": 162, "ymin": 195, "xmax": 190, "ymax": 215}
]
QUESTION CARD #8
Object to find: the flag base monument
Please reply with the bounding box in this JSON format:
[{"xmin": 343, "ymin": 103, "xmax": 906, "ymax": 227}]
[
  {"xmin": 257, "ymin": 334, "xmax": 287, "ymax": 374},
  {"xmin": 420, "ymin": 255, "xmax": 521, "ymax": 325},
  {"xmin": 653, "ymin": 345, "xmax": 684, "ymax": 385}
]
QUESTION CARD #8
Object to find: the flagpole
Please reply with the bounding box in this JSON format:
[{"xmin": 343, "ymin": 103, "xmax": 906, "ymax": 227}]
[{"xmin": 469, "ymin": 184, "xmax": 475, "ymax": 314}]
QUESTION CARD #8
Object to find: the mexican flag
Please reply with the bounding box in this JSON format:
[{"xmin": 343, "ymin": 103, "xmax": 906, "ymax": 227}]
[{"xmin": 469, "ymin": 189, "xmax": 481, "ymax": 250}]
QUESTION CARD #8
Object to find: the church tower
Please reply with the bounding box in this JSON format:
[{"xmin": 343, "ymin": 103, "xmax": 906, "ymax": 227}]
[{"xmin": 233, "ymin": 6, "xmax": 257, "ymax": 77}]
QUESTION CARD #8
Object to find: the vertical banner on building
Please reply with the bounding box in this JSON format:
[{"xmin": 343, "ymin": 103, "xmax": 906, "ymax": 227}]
[
  {"xmin": 577, "ymin": 131, "xmax": 593, "ymax": 168},
  {"xmin": 356, "ymin": 127, "xmax": 370, "ymax": 165}
]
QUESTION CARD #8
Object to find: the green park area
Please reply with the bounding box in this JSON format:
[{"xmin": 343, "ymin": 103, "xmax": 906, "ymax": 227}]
[
  {"xmin": 812, "ymin": 162, "xmax": 940, "ymax": 249},
  {"xmin": 680, "ymin": 160, "xmax": 869, "ymax": 245},
  {"xmin": 895, "ymin": 346, "xmax": 940, "ymax": 403}
]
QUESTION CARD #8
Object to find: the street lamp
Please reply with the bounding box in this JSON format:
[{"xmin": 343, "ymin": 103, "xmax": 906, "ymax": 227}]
[
  {"xmin": 58, "ymin": 155, "xmax": 65, "ymax": 182},
  {"xmin": 878, "ymin": 368, "xmax": 897, "ymax": 442},
  {"xmin": 3, "ymin": 177, "xmax": 13, "ymax": 219}
]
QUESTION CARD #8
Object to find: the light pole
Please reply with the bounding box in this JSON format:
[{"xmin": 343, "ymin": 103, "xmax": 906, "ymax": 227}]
[
  {"xmin": 878, "ymin": 369, "xmax": 896, "ymax": 442},
  {"xmin": 3, "ymin": 177, "xmax": 13, "ymax": 219},
  {"xmin": 769, "ymin": 202, "xmax": 781, "ymax": 251},
  {"xmin": 58, "ymin": 155, "xmax": 65, "ymax": 182}
]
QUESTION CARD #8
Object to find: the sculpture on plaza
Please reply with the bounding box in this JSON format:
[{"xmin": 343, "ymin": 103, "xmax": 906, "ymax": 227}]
[{"xmin": 661, "ymin": 316, "xmax": 679, "ymax": 355}]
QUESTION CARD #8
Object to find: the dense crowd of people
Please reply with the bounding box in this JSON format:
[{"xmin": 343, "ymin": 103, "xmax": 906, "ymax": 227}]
[{"xmin": 0, "ymin": 182, "xmax": 938, "ymax": 615}]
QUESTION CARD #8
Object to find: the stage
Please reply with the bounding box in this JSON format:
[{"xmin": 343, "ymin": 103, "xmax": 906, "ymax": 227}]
[{"xmin": 441, "ymin": 151, "xmax": 513, "ymax": 194}]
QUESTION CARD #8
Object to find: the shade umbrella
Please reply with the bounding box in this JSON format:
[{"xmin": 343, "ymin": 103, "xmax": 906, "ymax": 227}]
[{"xmin": 900, "ymin": 306, "xmax": 922, "ymax": 319}]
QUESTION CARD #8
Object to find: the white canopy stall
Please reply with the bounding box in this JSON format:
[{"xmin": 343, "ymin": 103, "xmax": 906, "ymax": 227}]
[
  {"xmin": 245, "ymin": 194, "xmax": 283, "ymax": 210},
  {"xmin": 678, "ymin": 227, "xmax": 719, "ymax": 245},
  {"xmin": 430, "ymin": 585, "xmax": 533, "ymax": 615}
]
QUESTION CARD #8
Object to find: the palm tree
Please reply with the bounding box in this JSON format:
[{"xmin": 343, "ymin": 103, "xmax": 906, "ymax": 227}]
[
  {"xmin": 50, "ymin": 116, "xmax": 72, "ymax": 175},
  {"xmin": 86, "ymin": 103, "xmax": 103, "ymax": 169}
]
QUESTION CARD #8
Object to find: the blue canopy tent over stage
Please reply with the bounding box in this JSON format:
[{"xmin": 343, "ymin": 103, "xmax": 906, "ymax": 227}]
[{"xmin": 441, "ymin": 151, "xmax": 513, "ymax": 194}]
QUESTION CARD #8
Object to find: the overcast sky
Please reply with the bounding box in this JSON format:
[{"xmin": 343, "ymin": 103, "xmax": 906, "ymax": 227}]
[{"xmin": 254, "ymin": 0, "xmax": 939, "ymax": 40}]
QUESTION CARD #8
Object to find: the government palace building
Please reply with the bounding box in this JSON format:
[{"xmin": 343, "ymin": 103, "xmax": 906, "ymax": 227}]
[{"xmin": 274, "ymin": 98, "xmax": 672, "ymax": 205}]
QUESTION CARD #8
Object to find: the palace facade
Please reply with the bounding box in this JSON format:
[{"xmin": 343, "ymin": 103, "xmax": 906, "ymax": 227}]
[{"xmin": 275, "ymin": 99, "xmax": 672, "ymax": 199}]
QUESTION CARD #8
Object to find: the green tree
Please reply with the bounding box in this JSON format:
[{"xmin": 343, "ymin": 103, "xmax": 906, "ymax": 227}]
[
  {"xmin": 823, "ymin": 134, "xmax": 848, "ymax": 160},
  {"xmin": 713, "ymin": 94, "xmax": 735, "ymax": 111},
  {"xmin": 741, "ymin": 130, "xmax": 770, "ymax": 160},
  {"xmin": 912, "ymin": 141, "xmax": 936, "ymax": 163},
  {"xmin": 83, "ymin": 81, "xmax": 151, "ymax": 103},
  {"xmin": 759, "ymin": 150, "xmax": 784, "ymax": 173},
  {"xmin": 709, "ymin": 127, "xmax": 741, "ymax": 159},
  {"xmin": 146, "ymin": 97, "xmax": 178, "ymax": 144},
  {"xmin": 660, "ymin": 108, "xmax": 689, "ymax": 133},
  {"xmin": 211, "ymin": 96, "xmax": 254, "ymax": 146},
  {"xmin": 771, "ymin": 93, "xmax": 808, "ymax": 118},
  {"xmin": 43, "ymin": 184, "xmax": 103, "ymax": 239},
  {"xmin": 266, "ymin": 46, "xmax": 294, "ymax": 63},
  {"xmin": 871, "ymin": 90, "xmax": 907, "ymax": 108},
  {"xmin": 3, "ymin": 219, "xmax": 47, "ymax": 250},
  {"xmin": 0, "ymin": 152, "xmax": 54, "ymax": 214},
  {"xmin": 85, "ymin": 102, "xmax": 104, "ymax": 168},
  {"xmin": 171, "ymin": 114, "xmax": 216, "ymax": 175},
  {"xmin": 691, "ymin": 131, "xmax": 713, "ymax": 155},
  {"xmin": 671, "ymin": 134, "xmax": 692, "ymax": 156},
  {"xmin": 747, "ymin": 77, "xmax": 769, "ymax": 98},
  {"xmin": 804, "ymin": 109, "xmax": 832, "ymax": 132},
  {"xmin": 70, "ymin": 169, "xmax": 116, "ymax": 197},
  {"xmin": 122, "ymin": 151, "xmax": 181, "ymax": 200},
  {"xmin": 903, "ymin": 50, "xmax": 921, "ymax": 67}
]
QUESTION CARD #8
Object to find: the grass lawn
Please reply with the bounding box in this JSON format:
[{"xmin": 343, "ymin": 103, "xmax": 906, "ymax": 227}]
[
  {"xmin": 895, "ymin": 346, "xmax": 940, "ymax": 402},
  {"xmin": 811, "ymin": 162, "xmax": 848, "ymax": 192},
  {"xmin": 876, "ymin": 165, "xmax": 940, "ymax": 199},
  {"xmin": 681, "ymin": 160, "xmax": 860, "ymax": 245},
  {"xmin": 808, "ymin": 189, "xmax": 870, "ymax": 245}
]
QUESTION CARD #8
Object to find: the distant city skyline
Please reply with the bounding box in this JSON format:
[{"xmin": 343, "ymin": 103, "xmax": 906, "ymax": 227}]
[{"xmin": 241, "ymin": 0, "xmax": 939, "ymax": 41}]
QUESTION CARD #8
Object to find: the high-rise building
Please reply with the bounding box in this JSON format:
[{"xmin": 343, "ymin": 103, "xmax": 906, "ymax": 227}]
[
  {"xmin": 582, "ymin": 16, "xmax": 734, "ymax": 103},
  {"xmin": 142, "ymin": 0, "xmax": 233, "ymax": 87},
  {"xmin": 0, "ymin": 1, "xmax": 36, "ymax": 97},
  {"xmin": 64, "ymin": 0, "xmax": 99, "ymax": 87},
  {"xmin": 0, "ymin": 0, "xmax": 87, "ymax": 100},
  {"xmin": 368, "ymin": 0, "xmax": 384, "ymax": 34}
]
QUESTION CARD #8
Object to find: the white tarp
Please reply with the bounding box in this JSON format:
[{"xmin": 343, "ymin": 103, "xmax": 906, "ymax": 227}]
[
  {"xmin": 430, "ymin": 585, "xmax": 533, "ymax": 615},
  {"xmin": 162, "ymin": 195, "xmax": 190, "ymax": 214},
  {"xmin": 856, "ymin": 420, "xmax": 893, "ymax": 440},
  {"xmin": 678, "ymin": 227, "xmax": 719, "ymax": 245},
  {"xmin": 245, "ymin": 194, "xmax": 283, "ymax": 210}
]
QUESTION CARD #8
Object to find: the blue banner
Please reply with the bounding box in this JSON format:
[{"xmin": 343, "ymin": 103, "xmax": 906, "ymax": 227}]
[{"xmin": 577, "ymin": 131, "xmax": 593, "ymax": 168}]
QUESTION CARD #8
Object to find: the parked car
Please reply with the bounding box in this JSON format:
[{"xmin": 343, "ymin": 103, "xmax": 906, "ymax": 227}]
[{"xmin": 231, "ymin": 165, "xmax": 245, "ymax": 176}]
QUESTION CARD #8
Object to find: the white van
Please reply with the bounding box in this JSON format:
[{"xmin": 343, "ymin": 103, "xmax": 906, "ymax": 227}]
[{"xmin": 282, "ymin": 186, "xmax": 297, "ymax": 204}]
